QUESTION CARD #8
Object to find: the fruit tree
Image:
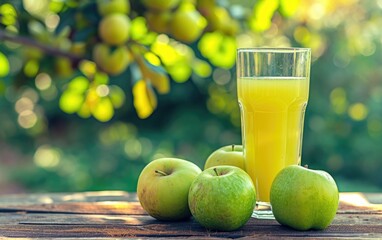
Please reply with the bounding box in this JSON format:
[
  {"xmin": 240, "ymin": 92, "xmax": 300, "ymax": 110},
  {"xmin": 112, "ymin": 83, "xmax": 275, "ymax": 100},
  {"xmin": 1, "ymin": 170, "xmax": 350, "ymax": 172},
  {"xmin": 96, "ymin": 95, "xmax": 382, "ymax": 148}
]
[{"xmin": 0, "ymin": 0, "xmax": 305, "ymax": 124}]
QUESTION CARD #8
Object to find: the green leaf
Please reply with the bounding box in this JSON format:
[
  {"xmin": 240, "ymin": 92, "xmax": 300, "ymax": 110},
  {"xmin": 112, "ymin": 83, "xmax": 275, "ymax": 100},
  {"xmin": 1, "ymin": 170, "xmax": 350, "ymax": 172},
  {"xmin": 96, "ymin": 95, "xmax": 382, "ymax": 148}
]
[
  {"xmin": 210, "ymin": 36, "xmax": 236, "ymax": 69},
  {"xmin": 0, "ymin": 3, "xmax": 17, "ymax": 26},
  {"xmin": 250, "ymin": 0, "xmax": 279, "ymax": 32},
  {"xmin": 77, "ymin": 103, "xmax": 91, "ymax": 118},
  {"xmin": 279, "ymin": 0, "xmax": 300, "ymax": 17},
  {"xmin": 49, "ymin": 0, "xmax": 65, "ymax": 13},
  {"xmin": 167, "ymin": 62, "xmax": 192, "ymax": 83},
  {"xmin": 193, "ymin": 59, "xmax": 212, "ymax": 78},
  {"xmin": 94, "ymin": 72, "xmax": 109, "ymax": 85},
  {"xmin": 59, "ymin": 91, "xmax": 85, "ymax": 114},
  {"xmin": 143, "ymin": 57, "xmax": 166, "ymax": 75},
  {"xmin": 109, "ymin": 85, "xmax": 125, "ymax": 109},
  {"xmin": 137, "ymin": 55, "xmax": 170, "ymax": 94},
  {"xmin": 137, "ymin": 32, "xmax": 158, "ymax": 45},
  {"xmin": 68, "ymin": 76, "xmax": 89, "ymax": 93},
  {"xmin": 149, "ymin": 71, "xmax": 170, "ymax": 94},
  {"xmin": 0, "ymin": 81, "xmax": 6, "ymax": 95},
  {"xmin": 130, "ymin": 17, "xmax": 148, "ymax": 41},
  {"xmin": 198, "ymin": 32, "xmax": 222, "ymax": 59},
  {"xmin": 133, "ymin": 80, "xmax": 157, "ymax": 119},
  {"xmin": 130, "ymin": 62, "xmax": 143, "ymax": 85},
  {"xmin": 23, "ymin": 59, "xmax": 40, "ymax": 78},
  {"xmin": 198, "ymin": 32, "xmax": 236, "ymax": 69},
  {"xmin": 92, "ymin": 97, "xmax": 114, "ymax": 122},
  {"xmin": 0, "ymin": 51, "xmax": 10, "ymax": 77}
]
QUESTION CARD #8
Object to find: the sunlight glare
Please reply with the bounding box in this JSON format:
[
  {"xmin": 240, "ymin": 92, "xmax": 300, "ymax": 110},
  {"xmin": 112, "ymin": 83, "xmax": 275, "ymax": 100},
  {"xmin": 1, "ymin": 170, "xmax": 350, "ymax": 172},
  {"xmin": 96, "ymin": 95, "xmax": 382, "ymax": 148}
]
[
  {"xmin": 35, "ymin": 73, "xmax": 52, "ymax": 90},
  {"xmin": 34, "ymin": 145, "xmax": 61, "ymax": 169}
]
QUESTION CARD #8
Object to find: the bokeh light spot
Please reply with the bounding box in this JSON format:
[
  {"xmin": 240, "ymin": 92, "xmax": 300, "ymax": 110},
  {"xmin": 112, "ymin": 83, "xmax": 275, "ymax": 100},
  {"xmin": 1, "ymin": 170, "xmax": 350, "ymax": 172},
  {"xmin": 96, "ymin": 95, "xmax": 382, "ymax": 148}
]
[
  {"xmin": 34, "ymin": 145, "xmax": 60, "ymax": 169},
  {"xmin": 348, "ymin": 103, "xmax": 368, "ymax": 121},
  {"xmin": 294, "ymin": 26, "xmax": 311, "ymax": 45},
  {"xmin": 330, "ymin": 87, "xmax": 347, "ymax": 114},
  {"xmin": 22, "ymin": 88, "xmax": 39, "ymax": 103},
  {"xmin": 212, "ymin": 68, "xmax": 231, "ymax": 85},
  {"xmin": 368, "ymin": 119, "xmax": 382, "ymax": 137},
  {"xmin": 124, "ymin": 139, "xmax": 142, "ymax": 160},
  {"xmin": 15, "ymin": 97, "xmax": 34, "ymax": 113},
  {"xmin": 327, "ymin": 154, "xmax": 344, "ymax": 171},
  {"xmin": 23, "ymin": 0, "xmax": 49, "ymax": 18},
  {"xmin": 35, "ymin": 73, "xmax": 52, "ymax": 90},
  {"xmin": 45, "ymin": 13, "xmax": 60, "ymax": 30},
  {"xmin": 309, "ymin": 3, "xmax": 325, "ymax": 20},
  {"xmin": 96, "ymin": 85, "xmax": 110, "ymax": 97},
  {"xmin": 18, "ymin": 110, "xmax": 38, "ymax": 129}
]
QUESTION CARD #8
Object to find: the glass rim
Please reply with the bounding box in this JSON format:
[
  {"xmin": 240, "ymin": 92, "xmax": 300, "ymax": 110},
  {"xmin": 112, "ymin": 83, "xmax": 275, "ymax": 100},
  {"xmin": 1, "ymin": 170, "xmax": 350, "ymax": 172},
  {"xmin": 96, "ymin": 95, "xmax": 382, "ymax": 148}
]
[{"xmin": 237, "ymin": 47, "xmax": 311, "ymax": 53}]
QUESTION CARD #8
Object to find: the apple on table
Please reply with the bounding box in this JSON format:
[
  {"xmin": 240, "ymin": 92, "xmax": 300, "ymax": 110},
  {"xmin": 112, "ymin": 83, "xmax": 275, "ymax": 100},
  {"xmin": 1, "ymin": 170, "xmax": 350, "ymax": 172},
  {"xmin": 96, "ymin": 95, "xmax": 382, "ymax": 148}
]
[
  {"xmin": 204, "ymin": 144, "xmax": 245, "ymax": 170},
  {"xmin": 137, "ymin": 158, "xmax": 202, "ymax": 221},
  {"xmin": 188, "ymin": 165, "xmax": 256, "ymax": 231},
  {"xmin": 270, "ymin": 165, "xmax": 339, "ymax": 231}
]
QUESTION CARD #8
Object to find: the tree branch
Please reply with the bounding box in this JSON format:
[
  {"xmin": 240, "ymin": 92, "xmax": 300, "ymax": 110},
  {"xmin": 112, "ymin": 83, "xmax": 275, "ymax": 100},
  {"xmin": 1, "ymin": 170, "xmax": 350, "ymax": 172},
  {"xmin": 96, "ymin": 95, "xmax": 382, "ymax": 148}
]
[{"xmin": 0, "ymin": 29, "xmax": 84, "ymax": 63}]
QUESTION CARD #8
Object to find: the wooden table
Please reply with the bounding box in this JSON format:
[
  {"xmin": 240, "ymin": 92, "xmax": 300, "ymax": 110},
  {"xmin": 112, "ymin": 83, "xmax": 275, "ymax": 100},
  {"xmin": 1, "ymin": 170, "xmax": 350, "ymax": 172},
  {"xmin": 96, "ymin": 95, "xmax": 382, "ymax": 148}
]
[{"xmin": 0, "ymin": 191, "xmax": 381, "ymax": 239}]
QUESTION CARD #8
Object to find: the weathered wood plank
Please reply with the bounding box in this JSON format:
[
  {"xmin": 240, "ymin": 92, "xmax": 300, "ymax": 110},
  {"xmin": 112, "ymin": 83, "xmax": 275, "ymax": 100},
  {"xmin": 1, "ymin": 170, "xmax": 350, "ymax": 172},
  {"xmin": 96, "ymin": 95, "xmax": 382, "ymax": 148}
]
[
  {"xmin": 1, "ymin": 191, "xmax": 379, "ymax": 206},
  {"xmin": 0, "ymin": 219, "xmax": 381, "ymax": 238},
  {"xmin": 0, "ymin": 210, "xmax": 381, "ymax": 238},
  {"xmin": 0, "ymin": 192, "xmax": 381, "ymax": 215},
  {"xmin": 0, "ymin": 212, "xmax": 149, "ymax": 225},
  {"xmin": 0, "ymin": 201, "xmax": 381, "ymax": 216},
  {"xmin": 0, "ymin": 191, "xmax": 137, "ymax": 205},
  {"xmin": 0, "ymin": 212, "xmax": 381, "ymax": 226},
  {"xmin": 0, "ymin": 191, "xmax": 381, "ymax": 239},
  {"xmin": 339, "ymin": 192, "xmax": 382, "ymax": 214},
  {"xmin": 0, "ymin": 202, "xmax": 145, "ymax": 215}
]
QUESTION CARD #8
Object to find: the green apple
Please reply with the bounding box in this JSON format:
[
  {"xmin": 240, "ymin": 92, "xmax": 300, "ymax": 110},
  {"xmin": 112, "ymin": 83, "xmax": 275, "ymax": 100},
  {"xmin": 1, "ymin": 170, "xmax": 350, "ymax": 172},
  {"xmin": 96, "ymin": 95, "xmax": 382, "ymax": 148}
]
[
  {"xmin": 270, "ymin": 165, "xmax": 339, "ymax": 231},
  {"xmin": 137, "ymin": 158, "xmax": 202, "ymax": 221},
  {"xmin": 92, "ymin": 43, "xmax": 131, "ymax": 75},
  {"xmin": 98, "ymin": 13, "xmax": 130, "ymax": 45},
  {"xmin": 206, "ymin": 7, "xmax": 230, "ymax": 32},
  {"xmin": 204, "ymin": 144, "xmax": 245, "ymax": 170},
  {"xmin": 188, "ymin": 166, "xmax": 256, "ymax": 231},
  {"xmin": 170, "ymin": 9, "xmax": 206, "ymax": 43},
  {"xmin": 97, "ymin": 0, "xmax": 130, "ymax": 16}
]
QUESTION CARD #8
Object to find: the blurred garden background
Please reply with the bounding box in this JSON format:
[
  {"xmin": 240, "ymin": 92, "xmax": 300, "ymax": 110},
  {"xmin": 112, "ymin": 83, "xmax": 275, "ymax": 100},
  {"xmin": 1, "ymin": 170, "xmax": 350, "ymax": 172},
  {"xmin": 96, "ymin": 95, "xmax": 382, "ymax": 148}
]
[{"xmin": 0, "ymin": 0, "xmax": 381, "ymax": 194}]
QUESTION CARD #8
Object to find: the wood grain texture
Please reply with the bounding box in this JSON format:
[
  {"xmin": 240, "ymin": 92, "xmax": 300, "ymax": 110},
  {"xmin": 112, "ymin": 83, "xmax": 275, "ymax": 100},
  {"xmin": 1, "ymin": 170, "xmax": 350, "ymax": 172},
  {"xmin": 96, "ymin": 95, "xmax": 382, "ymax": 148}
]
[{"xmin": 0, "ymin": 191, "xmax": 381, "ymax": 239}]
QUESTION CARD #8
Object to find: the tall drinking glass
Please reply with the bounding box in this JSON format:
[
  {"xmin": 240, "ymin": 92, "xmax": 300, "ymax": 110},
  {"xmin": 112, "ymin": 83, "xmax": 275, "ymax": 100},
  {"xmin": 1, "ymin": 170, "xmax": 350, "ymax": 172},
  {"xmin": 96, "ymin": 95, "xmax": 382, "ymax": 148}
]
[{"xmin": 237, "ymin": 48, "xmax": 311, "ymax": 219}]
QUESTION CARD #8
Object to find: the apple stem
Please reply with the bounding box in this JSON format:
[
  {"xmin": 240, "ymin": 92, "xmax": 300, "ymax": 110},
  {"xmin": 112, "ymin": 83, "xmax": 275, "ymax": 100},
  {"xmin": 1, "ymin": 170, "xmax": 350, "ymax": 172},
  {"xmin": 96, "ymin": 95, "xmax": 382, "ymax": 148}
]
[
  {"xmin": 213, "ymin": 168, "xmax": 219, "ymax": 176},
  {"xmin": 232, "ymin": 144, "xmax": 235, "ymax": 151},
  {"xmin": 155, "ymin": 170, "xmax": 167, "ymax": 176}
]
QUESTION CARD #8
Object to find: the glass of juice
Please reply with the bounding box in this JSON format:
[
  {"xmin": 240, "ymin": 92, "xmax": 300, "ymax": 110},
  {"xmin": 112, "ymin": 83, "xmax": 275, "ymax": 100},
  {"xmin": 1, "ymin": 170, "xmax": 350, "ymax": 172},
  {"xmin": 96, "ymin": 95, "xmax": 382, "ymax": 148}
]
[{"xmin": 237, "ymin": 48, "xmax": 311, "ymax": 219}]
